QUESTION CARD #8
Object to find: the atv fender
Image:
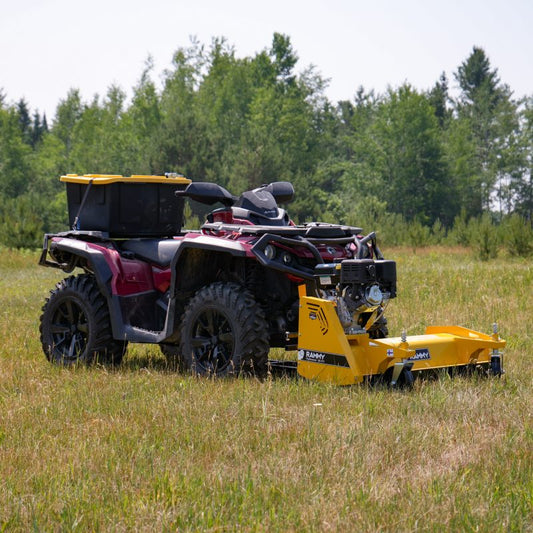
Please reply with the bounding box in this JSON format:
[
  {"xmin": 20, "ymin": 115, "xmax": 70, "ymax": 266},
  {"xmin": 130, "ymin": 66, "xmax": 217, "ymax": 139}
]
[
  {"xmin": 171, "ymin": 234, "xmax": 248, "ymax": 263},
  {"xmin": 44, "ymin": 236, "xmax": 114, "ymax": 288},
  {"xmin": 169, "ymin": 235, "xmax": 248, "ymax": 295},
  {"xmin": 42, "ymin": 236, "xmax": 129, "ymax": 341}
]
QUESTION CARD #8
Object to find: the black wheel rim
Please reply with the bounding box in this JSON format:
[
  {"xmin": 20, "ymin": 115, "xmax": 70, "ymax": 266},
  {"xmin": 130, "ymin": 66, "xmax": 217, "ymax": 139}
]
[
  {"xmin": 191, "ymin": 307, "xmax": 235, "ymax": 373},
  {"xmin": 50, "ymin": 298, "xmax": 89, "ymax": 361}
]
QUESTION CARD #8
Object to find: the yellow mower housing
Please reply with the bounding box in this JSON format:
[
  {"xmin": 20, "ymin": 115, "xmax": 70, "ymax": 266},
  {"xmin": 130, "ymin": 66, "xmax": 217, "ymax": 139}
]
[{"xmin": 296, "ymin": 289, "xmax": 505, "ymax": 386}]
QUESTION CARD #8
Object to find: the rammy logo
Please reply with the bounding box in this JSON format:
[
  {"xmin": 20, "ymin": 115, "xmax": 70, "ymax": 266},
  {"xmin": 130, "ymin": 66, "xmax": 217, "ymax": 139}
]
[
  {"xmin": 298, "ymin": 349, "xmax": 350, "ymax": 368},
  {"xmin": 407, "ymin": 348, "xmax": 431, "ymax": 361},
  {"xmin": 298, "ymin": 349, "xmax": 326, "ymax": 362}
]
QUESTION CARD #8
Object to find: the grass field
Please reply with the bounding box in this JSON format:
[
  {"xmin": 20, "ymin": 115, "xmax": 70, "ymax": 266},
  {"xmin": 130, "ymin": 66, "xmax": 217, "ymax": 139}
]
[{"xmin": 0, "ymin": 247, "xmax": 531, "ymax": 531}]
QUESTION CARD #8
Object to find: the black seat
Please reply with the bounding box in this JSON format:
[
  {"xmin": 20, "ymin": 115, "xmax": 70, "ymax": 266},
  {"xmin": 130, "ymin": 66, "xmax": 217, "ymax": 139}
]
[
  {"xmin": 231, "ymin": 188, "xmax": 291, "ymax": 226},
  {"xmin": 119, "ymin": 239, "xmax": 181, "ymax": 267}
]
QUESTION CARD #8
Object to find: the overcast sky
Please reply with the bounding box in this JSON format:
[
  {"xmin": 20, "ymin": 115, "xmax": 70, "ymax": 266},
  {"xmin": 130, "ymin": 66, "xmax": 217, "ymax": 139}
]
[{"xmin": 1, "ymin": 0, "xmax": 532, "ymax": 119}]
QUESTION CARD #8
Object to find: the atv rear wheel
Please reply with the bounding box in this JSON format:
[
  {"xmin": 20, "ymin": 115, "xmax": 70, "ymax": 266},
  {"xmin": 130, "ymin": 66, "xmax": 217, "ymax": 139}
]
[
  {"xmin": 40, "ymin": 274, "xmax": 127, "ymax": 366},
  {"xmin": 179, "ymin": 282, "xmax": 269, "ymax": 376}
]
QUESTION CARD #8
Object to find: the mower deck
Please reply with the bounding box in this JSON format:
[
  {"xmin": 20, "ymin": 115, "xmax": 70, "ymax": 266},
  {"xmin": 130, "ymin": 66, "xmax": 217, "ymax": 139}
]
[{"xmin": 296, "ymin": 294, "xmax": 505, "ymax": 386}]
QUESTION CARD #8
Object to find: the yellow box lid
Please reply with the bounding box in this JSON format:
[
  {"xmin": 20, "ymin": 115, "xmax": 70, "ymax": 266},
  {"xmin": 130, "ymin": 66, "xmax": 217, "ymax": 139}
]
[{"xmin": 60, "ymin": 174, "xmax": 192, "ymax": 185}]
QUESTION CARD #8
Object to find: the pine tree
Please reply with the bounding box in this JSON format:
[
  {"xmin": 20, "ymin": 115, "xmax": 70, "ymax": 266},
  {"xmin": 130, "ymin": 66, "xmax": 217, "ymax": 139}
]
[
  {"xmin": 455, "ymin": 47, "xmax": 501, "ymax": 109},
  {"xmin": 31, "ymin": 111, "xmax": 43, "ymax": 147},
  {"xmin": 270, "ymin": 33, "xmax": 298, "ymax": 86},
  {"xmin": 16, "ymin": 98, "xmax": 32, "ymax": 144},
  {"xmin": 428, "ymin": 72, "xmax": 450, "ymax": 127},
  {"xmin": 452, "ymin": 47, "xmax": 518, "ymax": 213}
]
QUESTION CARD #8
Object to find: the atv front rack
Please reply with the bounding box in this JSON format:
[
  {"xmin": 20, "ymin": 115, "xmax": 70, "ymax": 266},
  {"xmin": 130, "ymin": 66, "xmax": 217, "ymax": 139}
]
[
  {"xmin": 202, "ymin": 221, "xmax": 363, "ymax": 240},
  {"xmin": 203, "ymin": 222, "xmax": 384, "ymax": 280}
]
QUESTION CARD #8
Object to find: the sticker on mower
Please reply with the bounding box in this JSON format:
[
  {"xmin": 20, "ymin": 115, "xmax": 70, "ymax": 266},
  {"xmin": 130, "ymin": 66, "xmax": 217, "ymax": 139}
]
[
  {"xmin": 407, "ymin": 348, "xmax": 431, "ymax": 361},
  {"xmin": 298, "ymin": 349, "xmax": 350, "ymax": 367},
  {"xmin": 306, "ymin": 303, "xmax": 329, "ymax": 335}
]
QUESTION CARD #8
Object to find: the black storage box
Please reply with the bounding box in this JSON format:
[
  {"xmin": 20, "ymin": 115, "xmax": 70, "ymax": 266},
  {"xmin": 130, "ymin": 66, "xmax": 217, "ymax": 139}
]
[{"xmin": 62, "ymin": 174, "xmax": 191, "ymax": 237}]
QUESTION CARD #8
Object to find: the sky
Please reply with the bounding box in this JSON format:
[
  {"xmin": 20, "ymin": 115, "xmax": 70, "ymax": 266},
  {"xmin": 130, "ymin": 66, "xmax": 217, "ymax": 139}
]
[{"xmin": 1, "ymin": 0, "xmax": 532, "ymax": 119}]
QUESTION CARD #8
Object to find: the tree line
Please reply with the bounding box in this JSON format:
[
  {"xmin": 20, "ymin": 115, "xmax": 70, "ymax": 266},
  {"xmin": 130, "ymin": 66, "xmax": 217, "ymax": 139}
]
[{"xmin": 0, "ymin": 34, "xmax": 532, "ymax": 255}]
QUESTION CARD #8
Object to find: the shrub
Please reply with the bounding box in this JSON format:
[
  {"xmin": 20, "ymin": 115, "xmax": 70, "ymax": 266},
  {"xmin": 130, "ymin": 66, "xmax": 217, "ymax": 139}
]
[
  {"xmin": 406, "ymin": 218, "xmax": 431, "ymax": 252},
  {"xmin": 0, "ymin": 194, "xmax": 43, "ymax": 248},
  {"xmin": 502, "ymin": 214, "xmax": 533, "ymax": 257},
  {"xmin": 468, "ymin": 213, "xmax": 498, "ymax": 261},
  {"xmin": 447, "ymin": 208, "xmax": 470, "ymax": 246},
  {"xmin": 431, "ymin": 218, "xmax": 446, "ymax": 244}
]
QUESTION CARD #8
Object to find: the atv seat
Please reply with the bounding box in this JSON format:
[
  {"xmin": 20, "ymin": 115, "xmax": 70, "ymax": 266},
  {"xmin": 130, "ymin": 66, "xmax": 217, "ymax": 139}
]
[{"xmin": 119, "ymin": 239, "xmax": 181, "ymax": 267}]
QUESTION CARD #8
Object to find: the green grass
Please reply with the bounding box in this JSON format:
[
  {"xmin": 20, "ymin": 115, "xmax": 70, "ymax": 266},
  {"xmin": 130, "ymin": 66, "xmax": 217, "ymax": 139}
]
[{"xmin": 0, "ymin": 247, "xmax": 532, "ymax": 531}]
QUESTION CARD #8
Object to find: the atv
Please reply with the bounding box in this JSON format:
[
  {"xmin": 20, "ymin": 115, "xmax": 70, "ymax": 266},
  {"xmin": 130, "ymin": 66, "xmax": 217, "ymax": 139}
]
[{"xmin": 39, "ymin": 174, "xmax": 505, "ymax": 385}]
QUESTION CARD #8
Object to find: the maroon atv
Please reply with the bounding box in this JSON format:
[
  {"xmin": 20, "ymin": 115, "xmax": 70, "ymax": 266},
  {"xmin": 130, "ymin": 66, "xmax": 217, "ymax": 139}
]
[{"xmin": 39, "ymin": 174, "xmax": 396, "ymax": 376}]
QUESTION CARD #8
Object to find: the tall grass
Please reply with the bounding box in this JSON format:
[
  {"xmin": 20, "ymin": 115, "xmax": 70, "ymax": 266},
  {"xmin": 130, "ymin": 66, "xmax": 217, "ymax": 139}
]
[{"xmin": 0, "ymin": 247, "xmax": 531, "ymax": 531}]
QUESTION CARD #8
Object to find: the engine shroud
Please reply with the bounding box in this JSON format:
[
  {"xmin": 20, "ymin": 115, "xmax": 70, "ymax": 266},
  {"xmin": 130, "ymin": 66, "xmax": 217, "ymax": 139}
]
[
  {"xmin": 315, "ymin": 260, "xmax": 396, "ymax": 295},
  {"xmin": 340, "ymin": 259, "xmax": 397, "ymax": 296},
  {"xmin": 314, "ymin": 259, "xmax": 397, "ymax": 330}
]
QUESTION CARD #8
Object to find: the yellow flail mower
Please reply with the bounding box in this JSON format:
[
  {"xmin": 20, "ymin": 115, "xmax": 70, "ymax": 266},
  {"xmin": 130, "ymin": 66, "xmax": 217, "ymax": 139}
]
[{"xmin": 293, "ymin": 269, "xmax": 505, "ymax": 388}]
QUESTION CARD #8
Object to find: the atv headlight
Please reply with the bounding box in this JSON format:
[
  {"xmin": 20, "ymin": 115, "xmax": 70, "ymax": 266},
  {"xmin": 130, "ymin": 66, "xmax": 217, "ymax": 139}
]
[
  {"xmin": 264, "ymin": 244, "xmax": 276, "ymax": 261},
  {"xmin": 282, "ymin": 252, "xmax": 293, "ymax": 265}
]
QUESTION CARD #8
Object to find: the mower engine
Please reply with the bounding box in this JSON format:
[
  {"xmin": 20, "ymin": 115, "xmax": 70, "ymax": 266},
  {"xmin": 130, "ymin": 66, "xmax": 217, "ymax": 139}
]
[{"xmin": 314, "ymin": 259, "xmax": 397, "ymax": 334}]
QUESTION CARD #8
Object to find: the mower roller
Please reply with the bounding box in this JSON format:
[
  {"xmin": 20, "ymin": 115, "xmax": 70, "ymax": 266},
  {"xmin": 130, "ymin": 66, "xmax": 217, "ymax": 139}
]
[{"xmin": 39, "ymin": 174, "xmax": 505, "ymax": 386}]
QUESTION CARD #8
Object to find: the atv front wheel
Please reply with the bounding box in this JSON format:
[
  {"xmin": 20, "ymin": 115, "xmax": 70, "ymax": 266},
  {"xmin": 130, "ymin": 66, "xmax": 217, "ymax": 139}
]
[
  {"xmin": 40, "ymin": 274, "xmax": 127, "ymax": 366},
  {"xmin": 179, "ymin": 282, "xmax": 269, "ymax": 376}
]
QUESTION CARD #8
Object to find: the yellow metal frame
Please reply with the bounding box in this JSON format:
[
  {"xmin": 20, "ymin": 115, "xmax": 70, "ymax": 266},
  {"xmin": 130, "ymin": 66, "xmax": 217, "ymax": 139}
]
[
  {"xmin": 60, "ymin": 174, "xmax": 191, "ymax": 185},
  {"xmin": 297, "ymin": 294, "xmax": 505, "ymax": 385}
]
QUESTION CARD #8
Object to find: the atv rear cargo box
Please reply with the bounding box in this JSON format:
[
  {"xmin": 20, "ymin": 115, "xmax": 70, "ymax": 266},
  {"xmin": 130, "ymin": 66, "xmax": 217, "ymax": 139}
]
[{"xmin": 62, "ymin": 174, "xmax": 191, "ymax": 237}]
